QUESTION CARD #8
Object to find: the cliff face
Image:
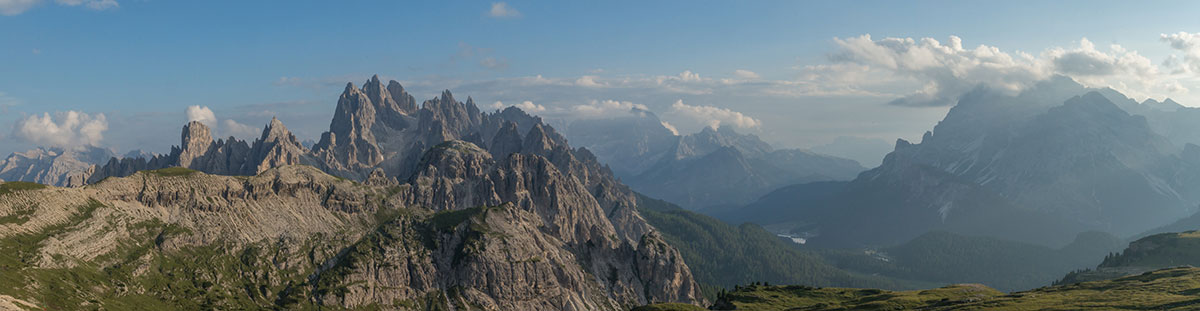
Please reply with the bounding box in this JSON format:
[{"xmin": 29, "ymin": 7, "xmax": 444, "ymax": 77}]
[
  {"xmin": 318, "ymin": 141, "xmax": 698, "ymax": 309},
  {"xmin": 0, "ymin": 162, "xmax": 697, "ymax": 310},
  {"xmin": 0, "ymin": 146, "xmax": 114, "ymax": 187},
  {"xmin": 20, "ymin": 75, "xmax": 702, "ymax": 309}
]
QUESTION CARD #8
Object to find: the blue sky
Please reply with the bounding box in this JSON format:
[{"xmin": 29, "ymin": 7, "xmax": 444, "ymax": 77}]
[{"xmin": 2, "ymin": 0, "xmax": 1200, "ymax": 159}]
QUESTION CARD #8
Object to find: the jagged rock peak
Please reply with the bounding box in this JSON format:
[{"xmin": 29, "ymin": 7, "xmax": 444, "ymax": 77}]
[
  {"xmin": 178, "ymin": 121, "xmax": 215, "ymax": 167},
  {"xmin": 522, "ymin": 123, "xmax": 557, "ymax": 153},
  {"xmin": 489, "ymin": 121, "xmax": 524, "ymax": 158},
  {"xmin": 386, "ymin": 79, "xmax": 418, "ymax": 114},
  {"xmin": 412, "ymin": 140, "xmax": 494, "ymax": 182},
  {"xmin": 386, "ymin": 79, "xmax": 403, "ymax": 93},
  {"xmin": 260, "ymin": 117, "xmax": 294, "ymax": 143},
  {"xmin": 362, "ymin": 75, "xmax": 385, "ymax": 94},
  {"xmin": 362, "ymin": 75, "xmax": 397, "ymax": 110},
  {"xmin": 182, "ymin": 121, "xmax": 214, "ymax": 146},
  {"xmin": 342, "ymin": 82, "xmax": 359, "ymax": 94}
]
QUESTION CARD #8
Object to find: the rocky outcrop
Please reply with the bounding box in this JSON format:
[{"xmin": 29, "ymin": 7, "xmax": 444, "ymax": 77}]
[
  {"xmin": 248, "ymin": 117, "xmax": 314, "ymax": 174},
  {"xmin": 0, "ymin": 157, "xmax": 698, "ymax": 310},
  {"xmin": 88, "ymin": 118, "xmax": 316, "ymax": 183},
  {"xmin": 309, "ymin": 141, "xmax": 701, "ymax": 309},
  {"xmin": 313, "ymin": 82, "xmax": 388, "ymax": 174},
  {"xmin": 487, "ymin": 121, "xmax": 524, "ymax": 158},
  {"xmin": 176, "ymin": 121, "xmax": 216, "ymax": 168},
  {"xmin": 63, "ymin": 75, "xmax": 704, "ymax": 309}
]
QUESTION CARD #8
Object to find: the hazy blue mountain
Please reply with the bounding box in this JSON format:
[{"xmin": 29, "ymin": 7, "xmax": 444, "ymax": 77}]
[
  {"xmin": 564, "ymin": 114, "xmax": 864, "ymax": 210},
  {"xmin": 561, "ymin": 109, "xmax": 679, "ymax": 177},
  {"xmin": 730, "ymin": 76, "xmax": 1200, "ymax": 248},
  {"xmin": 1099, "ymin": 90, "xmax": 1200, "ymax": 151},
  {"xmin": 121, "ymin": 149, "xmax": 157, "ymax": 160},
  {"xmin": 640, "ymin": 191, "xmax": 1121, "ymax": 293},
  {"xmin": 627, "ymin": 126, "xmax": 862, "ymax": 210}
]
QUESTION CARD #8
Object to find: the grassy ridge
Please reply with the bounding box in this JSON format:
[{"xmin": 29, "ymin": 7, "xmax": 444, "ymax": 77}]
[
  {"xmin": 692, "ymin": 267, "xmax": 1200, "ymax": 310},
  {"xmin": 0, "ymin": 181, "xmax": 46, "ymax": 196},
  {"xmin": 1060, "ymin": 230, "xmax": 1200, "ymax": 284},
  {"xmin": 146, "ymin": 167, "xmax": 200, "ymax": 177},
  {"xmin": 820, "ymin": 230, "xmax": 1122, "ymax": 292}
]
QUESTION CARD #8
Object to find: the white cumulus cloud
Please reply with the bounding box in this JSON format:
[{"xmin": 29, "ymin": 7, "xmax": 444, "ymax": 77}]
[
  {"xmin": 667, "ymin": 99, "xmax": 761, "ymax": 129},
  {"xmin": 571, "ymin": 100, "xmax": 648, "ymax": 118},
  {"xmin": 186, "ymin": 105, "xmax": 217, "ymax": 127},
  {"xmin": 1046, "ymin": 38, "xmax": 1157, "ymax": 78},
  {"xmin": 575, "ymin": 75, "xmax": 604, "ymax": 87},
  {"xmin": 488, "ymin": 2, "xmax": 521, "ymax": 18},
  {"xmin": 14, "ymin": 111, "xmax": 108, "ymax": 148},
  {"xmin": 1162, "ymin": 32, "xmax": 1200, "ymax": 74},
  {"xmin": 491, "ymin": 100, "xmax": 546, "ymax": 113},
  {"xmin": 676, "ymin": 70, "xmax": 701, "ymax": 82},
  {"xmin": 821, "ymin": 34, "xmax": 1178, "ymax": 106}
]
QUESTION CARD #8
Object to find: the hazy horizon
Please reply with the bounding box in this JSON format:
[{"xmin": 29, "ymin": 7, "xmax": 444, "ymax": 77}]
[{"xmin": 4, "ymin": 1, "xmax": 1200, "ymax": 161}]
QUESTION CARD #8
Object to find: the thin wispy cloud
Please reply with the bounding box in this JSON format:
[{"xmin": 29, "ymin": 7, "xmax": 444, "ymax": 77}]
[
  {"xmin": 55, "ymin": 0, "xmax": 116, "ymax": 10},
  {"xmin": 0, "ymin": 0, "xmax": 39, "ymax": 15},
  {"xmin": 488, "ymin": 2, "xmax": 521, "ymax": 18},
  {"xmin": 480, "ymin": 56, "xmax": 509, "ymax": 71},
  {"xmin": 0, "ymin": 0, "xmax": 117, "ymax": 16},
  {"xmin": 733, "ymin": 69, "xmax": 760, "ymax": 80}
]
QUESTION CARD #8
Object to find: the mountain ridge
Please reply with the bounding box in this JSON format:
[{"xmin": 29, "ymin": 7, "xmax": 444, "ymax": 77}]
[
  {"xmin": 0, "ymin": 75, "xmax": 705, "ymax": 310},
  {"xmin": 730, "ymin": 76, "xmax": 1200, "ymax": 248}
]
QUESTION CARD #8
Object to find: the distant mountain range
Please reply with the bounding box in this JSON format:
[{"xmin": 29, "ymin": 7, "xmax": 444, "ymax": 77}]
[
  {"xmin": 0, "ymin": 86, "xmax": 866, "ymax": 212},
  {"xmin": 723, "ymin": 76, "xmax": 1200, "ymax": 248},
  {"xmin": 562, "ymin": 110, "xmax": 864, "ymax": 210},
  {"xmin": 0, "ymin": 146, "xmax": 115, "ymax": 187},
  {"xmin": 0, "ymin": 75, "xmax": 703, "ymax": 310}
]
